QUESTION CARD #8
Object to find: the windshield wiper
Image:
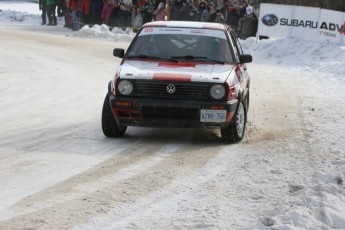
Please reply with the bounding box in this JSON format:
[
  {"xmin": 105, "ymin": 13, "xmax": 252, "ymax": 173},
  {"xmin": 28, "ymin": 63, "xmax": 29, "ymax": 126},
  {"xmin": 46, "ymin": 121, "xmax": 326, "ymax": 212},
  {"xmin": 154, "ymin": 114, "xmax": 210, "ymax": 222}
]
[
  {"xmin": 171, "ymin": 55, "xmax": 225, "ymax": 64},
  {"xmin": 197, "ymin": 59, "xmax": 225, "ymax": 64},
  {"xmin": 126, "ymin": 54, "xmax": 177, "ymax": 62},
  {"xmin": 171, "ymin": 55, "xmax": 207, "ymax": 60}
]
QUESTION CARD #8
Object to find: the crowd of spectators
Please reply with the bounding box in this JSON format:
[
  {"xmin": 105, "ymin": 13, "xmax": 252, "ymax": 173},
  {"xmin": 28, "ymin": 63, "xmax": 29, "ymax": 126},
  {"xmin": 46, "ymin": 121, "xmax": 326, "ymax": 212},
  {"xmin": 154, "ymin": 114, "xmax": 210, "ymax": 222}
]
[{"xmin": 39, "ymin": 0, "xmax": 258, "ymax": 39}]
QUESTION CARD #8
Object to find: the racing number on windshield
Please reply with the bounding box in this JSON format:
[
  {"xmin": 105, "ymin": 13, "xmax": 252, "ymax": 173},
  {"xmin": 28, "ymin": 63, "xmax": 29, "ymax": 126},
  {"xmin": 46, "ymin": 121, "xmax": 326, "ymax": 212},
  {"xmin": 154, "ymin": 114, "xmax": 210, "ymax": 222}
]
[{"xmin": 143, "ymin": 28, "xmax": 153, "ymax": 33}]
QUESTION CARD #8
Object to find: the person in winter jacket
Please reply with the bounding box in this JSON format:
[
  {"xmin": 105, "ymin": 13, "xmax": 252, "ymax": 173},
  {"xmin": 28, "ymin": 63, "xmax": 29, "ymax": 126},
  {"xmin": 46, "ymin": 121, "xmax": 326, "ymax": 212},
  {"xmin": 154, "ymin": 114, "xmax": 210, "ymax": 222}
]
[
  {"xmin": 108, "ymin": 1, "xmax": 120, "ymax": 27},
  {"xmin": 200, "ymin": 1, "xmax": 210, "ymax": 22},
  {"xmin": 170, "ymin": 0, "xmax": 185, "ymax": 21},
  {"xmin": 39, "ymin": 0, "xmax": 47, "ymax": 25},
  {"xmin": 152, "ymin": 0, "xmax": 165, "ymax": 20},
  {"xmin": 238, "ymin": 5, "xmax": 257, "ymax": 39},
  {"xmin": 90, "ymin": 0, "xmax": 104, "ymax": 25},
  {"xmin": 46, "ymin": 0, "xmax": 57, "ymax": 25},
  {"xmin": 207, "ymin": 2, "xmax": 218, "ymax": 22},
  {"xmin": 68, "ymin": 0, "xmax": 81, "ymax": 30},
  {"xmin": 80, "ymin": 0, "xmax": 90, "ymax": 25},
  {"xmin": 57, "ymin": 0, "xmax": 67, "ymax": 17},
  {"xmin": 140, "ymin": 0, "xmax": 153, "ymax": 24},
  {"xmin": 226, "ymin": 4, "xmax": 240, "ymax": 31},
  {"xmin": 183, "ymin": 0, "xmax": 199, "ymax": 21},
  {"xmin": 197, "ymin": 0, "xmax": 207, "ymax": 21},
  {"xmin": 239, "ymin": 0, "xmax": 248, "ymax": 17},
  {"xmin": 131, "ymin": 5, "xmax": 142, "ymax": 27},
  {"xmin": 220, "ymin": 0, "xmax": 230, "ymax": 22},
  {"xmin": 102, "ymin": 0, "xmax": 115, "ymax": 25},
  {"xmin": 117, "ymin": 1, "xmax": 131, "ymax": 28},
  {"xmin": 153, "ymin": 2, "xmax": 167, "ymax": 21},
  {"xmin": 214, "ymin": 8, "xmax": 225, "ymax": 23}
]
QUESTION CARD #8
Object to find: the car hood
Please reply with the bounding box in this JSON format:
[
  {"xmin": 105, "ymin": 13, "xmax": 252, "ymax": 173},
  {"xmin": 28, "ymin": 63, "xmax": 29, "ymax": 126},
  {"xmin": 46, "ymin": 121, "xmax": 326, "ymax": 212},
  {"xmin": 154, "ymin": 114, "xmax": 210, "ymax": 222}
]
[{"xmin": 118, "ymin": 60, "xmax": 236, "ymax": 83}]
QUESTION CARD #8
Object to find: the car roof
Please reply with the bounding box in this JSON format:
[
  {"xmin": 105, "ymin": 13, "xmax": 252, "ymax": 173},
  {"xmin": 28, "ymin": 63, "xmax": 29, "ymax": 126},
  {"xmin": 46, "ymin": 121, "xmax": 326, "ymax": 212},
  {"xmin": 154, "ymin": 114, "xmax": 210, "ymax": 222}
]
[{"xmin": 142, "ymin": 21, "xmax": 229, "ymax": 31}]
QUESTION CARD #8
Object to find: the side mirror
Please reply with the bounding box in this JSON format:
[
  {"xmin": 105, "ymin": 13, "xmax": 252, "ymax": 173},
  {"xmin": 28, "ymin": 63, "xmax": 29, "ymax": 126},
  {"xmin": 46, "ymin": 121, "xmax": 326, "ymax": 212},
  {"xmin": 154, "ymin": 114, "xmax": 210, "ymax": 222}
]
[
  {"xmin": 113, "ymin": 48, "xmax": 125, "ymax": 58},
  {"xmin": 239, "ymin": 54, "xmax": 252, "ymax": 64}
]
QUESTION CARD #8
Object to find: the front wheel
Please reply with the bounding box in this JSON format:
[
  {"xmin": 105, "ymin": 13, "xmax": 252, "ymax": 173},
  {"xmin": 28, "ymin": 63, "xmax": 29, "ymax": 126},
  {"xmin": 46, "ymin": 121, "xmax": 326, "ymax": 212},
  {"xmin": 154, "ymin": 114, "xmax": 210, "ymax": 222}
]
[
  {"xmin": 221, "ymin": 100, "xmax": 247, "ymax": 143},
  {"xmin": 101, "ymin": 93, "xmax": 127, "ymax": 137}
]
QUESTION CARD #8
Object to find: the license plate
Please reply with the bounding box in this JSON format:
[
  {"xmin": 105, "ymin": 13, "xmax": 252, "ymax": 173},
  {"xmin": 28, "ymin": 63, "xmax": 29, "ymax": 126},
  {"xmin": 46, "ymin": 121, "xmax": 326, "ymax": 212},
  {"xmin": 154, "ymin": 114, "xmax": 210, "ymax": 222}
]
[{"xmin": 200, "ymin": 109, "xmax": 226, "ymax": 122}]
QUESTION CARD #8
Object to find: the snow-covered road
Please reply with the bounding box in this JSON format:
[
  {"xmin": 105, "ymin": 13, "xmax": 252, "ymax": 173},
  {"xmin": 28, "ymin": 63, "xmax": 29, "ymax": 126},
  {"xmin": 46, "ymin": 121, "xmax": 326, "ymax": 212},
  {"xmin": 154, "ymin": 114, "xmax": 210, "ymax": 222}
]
[{"xmin": 1, "ymin": 25, "xmax": 345, "ymax": 229}]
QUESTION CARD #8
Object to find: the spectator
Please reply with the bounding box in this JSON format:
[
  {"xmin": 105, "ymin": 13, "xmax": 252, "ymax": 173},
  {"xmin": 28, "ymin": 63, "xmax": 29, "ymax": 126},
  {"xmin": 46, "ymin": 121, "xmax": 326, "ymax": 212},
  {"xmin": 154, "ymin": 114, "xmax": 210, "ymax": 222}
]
[
  {"xmin": 56, "ymin": 0, "xmax": 69, "ymax": 27},
  {"xmin": 117, "ymin": 1, "xmax": 131, "ymax": 28},
  {"xmin": 220, "ymin": 0, "xmax": 230, "ymax": 22},
  {"xmin": 39, "ymin": 0, "xmax": 47, "ymax": 25},
  {"xmin": 170, "ymin": 0, "xmax": 185, "ymax": 21},
  {"xmin": 239, "ymin": 0, "xmax": 248, "ymax": 17},
  {"xmin": 90, "ymin": 0, "xmax": 104, "ymax": 25},
  {"xmin": 131, "ymin": 5, "xmax": 143, "ymax": 27},
  {"xmin": 57, "ymin": 0, "xmax": 67, "ymax": 17},
  {"xmin": 46, "ymin": 0, "xmax": 57, "ymax": 25},
  {"xmin": 226, "ymin": 4, "xmax": 240, "ymax": 31},
  {"xmin": 68, "ymin": 0, "xmax": 81, "ymax": 30},
  {"xmin": 207, "ymin": 2, "xmax": 218, "ymax": 22},
  {"xmin": 166, "ymin": 0, "xmax": 172, "ymax": 20},
  {"xmin": 102, "ymin": 0, "xmax": 115, "ymax": 25},
  {"xmin": 238, "ymin": 5, "xmax": 257, "ymax": 39},
  {"xmin": 141, "ymin": 0, "xmax": 153, "ymax": 24},
  {"xmin": 80, "ymin": 0, "xmax": 90, "ymax": 26},
  {"xmin": 197, "ymin": 0, "xmax": 207, "ymax": 21},
  {"xmin": 153, "ymin": 2, "xmax": 167, "ymax": 21},
  {"xmin": 108, "ymin": 1, "xmax": 120, "ymax": 27},
  {"xmin": 152, "ymin": 0, "xmax": 165, "ymax": 20},
  {"xmin": 214, "ymin": 8, "xmax": 225, "ymax": 23},
  {"xmin": 183, "ymin": 0, "xmax": 199, "ymax": 21},
  {"xmin": 200, "ymin": 2, "xmax": 215, "ymax": 22}
]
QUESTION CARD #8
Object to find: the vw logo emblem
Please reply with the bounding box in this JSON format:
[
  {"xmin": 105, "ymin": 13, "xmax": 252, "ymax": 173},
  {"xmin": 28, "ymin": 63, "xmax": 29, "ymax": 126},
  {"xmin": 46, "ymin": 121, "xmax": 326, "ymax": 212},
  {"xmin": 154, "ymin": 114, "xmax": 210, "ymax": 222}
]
[{"xmin": 166, "ymin": 84, "xmax": 176, "ymax": 94}]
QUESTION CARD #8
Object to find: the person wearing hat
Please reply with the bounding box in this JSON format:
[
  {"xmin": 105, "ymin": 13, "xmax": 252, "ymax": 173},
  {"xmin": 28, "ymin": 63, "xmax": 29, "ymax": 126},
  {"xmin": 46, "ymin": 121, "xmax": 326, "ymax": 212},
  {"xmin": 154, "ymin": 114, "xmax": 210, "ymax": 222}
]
[
  {"xmin": 214, "ymin": 7, "xmax": 225, "ymax": 23},
  {"xmin": 183, "ymin": 0, "xmax": 199, "ymax": 21},
  {"xmin": 170, "ymin": 0, "xmax": 185, "ymax": 21},
  {"xmin": 238, "ymin": 5, "xmax": 257, "ymax": 39},
  {"xmin": 226, "ymin": 3, "xmax": 240, "ymax": 32},
  {"xmin": 239, "ymin": 0, "xmax": 248, "ymax": 18},
  {"xmin": 198, "ymin": 0, "xmax": 207, "ymax": 20},
  {"xmin": 201, "ymin": 1, "xmax": 216, "ymax": 22},
  {"xmin": 153, "ymin": 2, "xmax": 167, "ymax": 21}
]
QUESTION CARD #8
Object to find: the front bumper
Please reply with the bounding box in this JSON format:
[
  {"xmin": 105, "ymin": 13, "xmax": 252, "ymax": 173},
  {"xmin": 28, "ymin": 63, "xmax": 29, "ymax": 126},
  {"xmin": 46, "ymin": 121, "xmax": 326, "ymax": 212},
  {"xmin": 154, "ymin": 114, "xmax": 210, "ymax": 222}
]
[{"xmin": 109, "ymin": 95, "xmax": 238, "ymax": 128}]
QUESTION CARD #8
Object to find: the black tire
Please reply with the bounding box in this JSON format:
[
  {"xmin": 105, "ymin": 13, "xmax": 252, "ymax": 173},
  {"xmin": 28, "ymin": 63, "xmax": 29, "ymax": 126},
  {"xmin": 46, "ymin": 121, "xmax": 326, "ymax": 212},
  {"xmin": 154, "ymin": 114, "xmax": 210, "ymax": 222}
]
[
  {"xmin": 221, "ymin": 100, "xmax": 247, "ymax": 143},
  {"xmin": 101, "ymin": 93, "xmax": 127, "ymax": 137}
]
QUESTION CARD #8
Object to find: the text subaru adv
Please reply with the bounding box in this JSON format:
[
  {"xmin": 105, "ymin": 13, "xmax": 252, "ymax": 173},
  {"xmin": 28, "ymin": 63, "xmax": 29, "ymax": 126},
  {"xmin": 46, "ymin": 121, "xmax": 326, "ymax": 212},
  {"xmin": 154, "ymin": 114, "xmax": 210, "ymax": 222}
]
[{"xmin": 102, "ymin": 21, "xmax": 252, "ymax": 143}]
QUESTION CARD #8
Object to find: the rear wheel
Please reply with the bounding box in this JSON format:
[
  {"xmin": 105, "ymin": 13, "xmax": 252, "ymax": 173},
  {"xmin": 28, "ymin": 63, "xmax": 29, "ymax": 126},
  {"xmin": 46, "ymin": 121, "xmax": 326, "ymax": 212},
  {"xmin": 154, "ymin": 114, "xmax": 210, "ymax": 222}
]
[
  {"xmin": 101, "ymin": 93, "xmax": 127, "ymax": 137},
  {"xmin": 221, "ymin": 100, "xmax": 247, "ymax": 143}
]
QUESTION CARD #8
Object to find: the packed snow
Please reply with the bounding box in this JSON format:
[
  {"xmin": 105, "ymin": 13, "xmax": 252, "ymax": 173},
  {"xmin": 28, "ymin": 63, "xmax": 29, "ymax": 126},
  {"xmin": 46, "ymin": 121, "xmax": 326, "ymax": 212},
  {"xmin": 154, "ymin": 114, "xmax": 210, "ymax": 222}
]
[{"xmin": 1, "ymin": 1, "xmax": 345, "ymax": 230}]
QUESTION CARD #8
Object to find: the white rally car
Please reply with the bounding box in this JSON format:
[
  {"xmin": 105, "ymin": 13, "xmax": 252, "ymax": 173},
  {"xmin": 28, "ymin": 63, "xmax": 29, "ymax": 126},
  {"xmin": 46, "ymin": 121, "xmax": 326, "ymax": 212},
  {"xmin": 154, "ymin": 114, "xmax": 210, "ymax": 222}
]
[{"xmin": 102, "ymin": 21, "xmax": 252, "ymax": 143}]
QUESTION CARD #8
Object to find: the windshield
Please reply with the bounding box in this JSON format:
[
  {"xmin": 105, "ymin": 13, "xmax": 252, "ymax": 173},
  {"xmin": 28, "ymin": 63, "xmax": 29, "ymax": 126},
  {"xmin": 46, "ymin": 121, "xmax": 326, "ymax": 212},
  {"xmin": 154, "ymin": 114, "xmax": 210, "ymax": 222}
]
[{"xmin": 126, "ymin": 27, "xmax": 234, "ymax": 64}]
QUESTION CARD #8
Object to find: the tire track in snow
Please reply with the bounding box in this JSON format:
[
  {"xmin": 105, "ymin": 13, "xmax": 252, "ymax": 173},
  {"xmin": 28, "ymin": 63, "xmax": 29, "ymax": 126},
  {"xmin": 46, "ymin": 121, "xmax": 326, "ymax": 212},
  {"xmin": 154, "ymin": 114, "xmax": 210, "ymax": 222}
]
[{"xmin": 0, "ymin": 128, "xmax": 224, "ymax": 229}]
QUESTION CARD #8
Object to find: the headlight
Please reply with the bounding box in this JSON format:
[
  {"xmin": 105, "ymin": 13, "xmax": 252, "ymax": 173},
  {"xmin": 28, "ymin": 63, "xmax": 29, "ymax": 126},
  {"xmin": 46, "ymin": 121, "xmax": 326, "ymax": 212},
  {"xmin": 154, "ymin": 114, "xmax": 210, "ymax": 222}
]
[
  {"xmin": 118, "ymin": 80, "xmax": 133, "ymax": 95},
  {"xmin": 210, "ymin": 84, "xmax": 226, "ymax": 99}
]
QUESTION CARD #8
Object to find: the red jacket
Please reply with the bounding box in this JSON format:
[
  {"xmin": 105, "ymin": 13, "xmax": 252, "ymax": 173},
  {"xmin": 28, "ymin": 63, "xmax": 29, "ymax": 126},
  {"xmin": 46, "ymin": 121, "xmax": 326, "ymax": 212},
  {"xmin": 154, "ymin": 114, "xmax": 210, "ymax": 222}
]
[
  {"xmin": 80, "ymin": 0, "xmax": 90, "ymax": 14},
  {"xmin": 102, "ymin": 3, "xmax": 114, "ymax": 24},
  {"xmin": 68, "ymin": 0, "xmax": 79, "ymax": 10}
]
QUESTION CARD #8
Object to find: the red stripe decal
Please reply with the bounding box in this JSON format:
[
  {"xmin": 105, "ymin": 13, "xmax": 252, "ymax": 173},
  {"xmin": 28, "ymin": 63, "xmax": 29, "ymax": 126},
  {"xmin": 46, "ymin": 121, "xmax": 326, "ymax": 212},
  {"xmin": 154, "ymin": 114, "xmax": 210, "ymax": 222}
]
[{"xmin": 153, "ymin": 73, "xmax": 192, "ymax": 81}]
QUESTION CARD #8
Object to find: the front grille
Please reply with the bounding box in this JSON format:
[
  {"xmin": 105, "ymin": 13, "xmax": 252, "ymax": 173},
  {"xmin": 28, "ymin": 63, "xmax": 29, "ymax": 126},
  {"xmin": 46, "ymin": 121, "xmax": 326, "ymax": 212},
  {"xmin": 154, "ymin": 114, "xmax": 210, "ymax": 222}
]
[
  {"xmin": 142, "ymin": 106, "xmax": 198, "ymax": 120},
  {"xmin": 132, "ymin": 80, "xmax": 213, "ymax": 100}
]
